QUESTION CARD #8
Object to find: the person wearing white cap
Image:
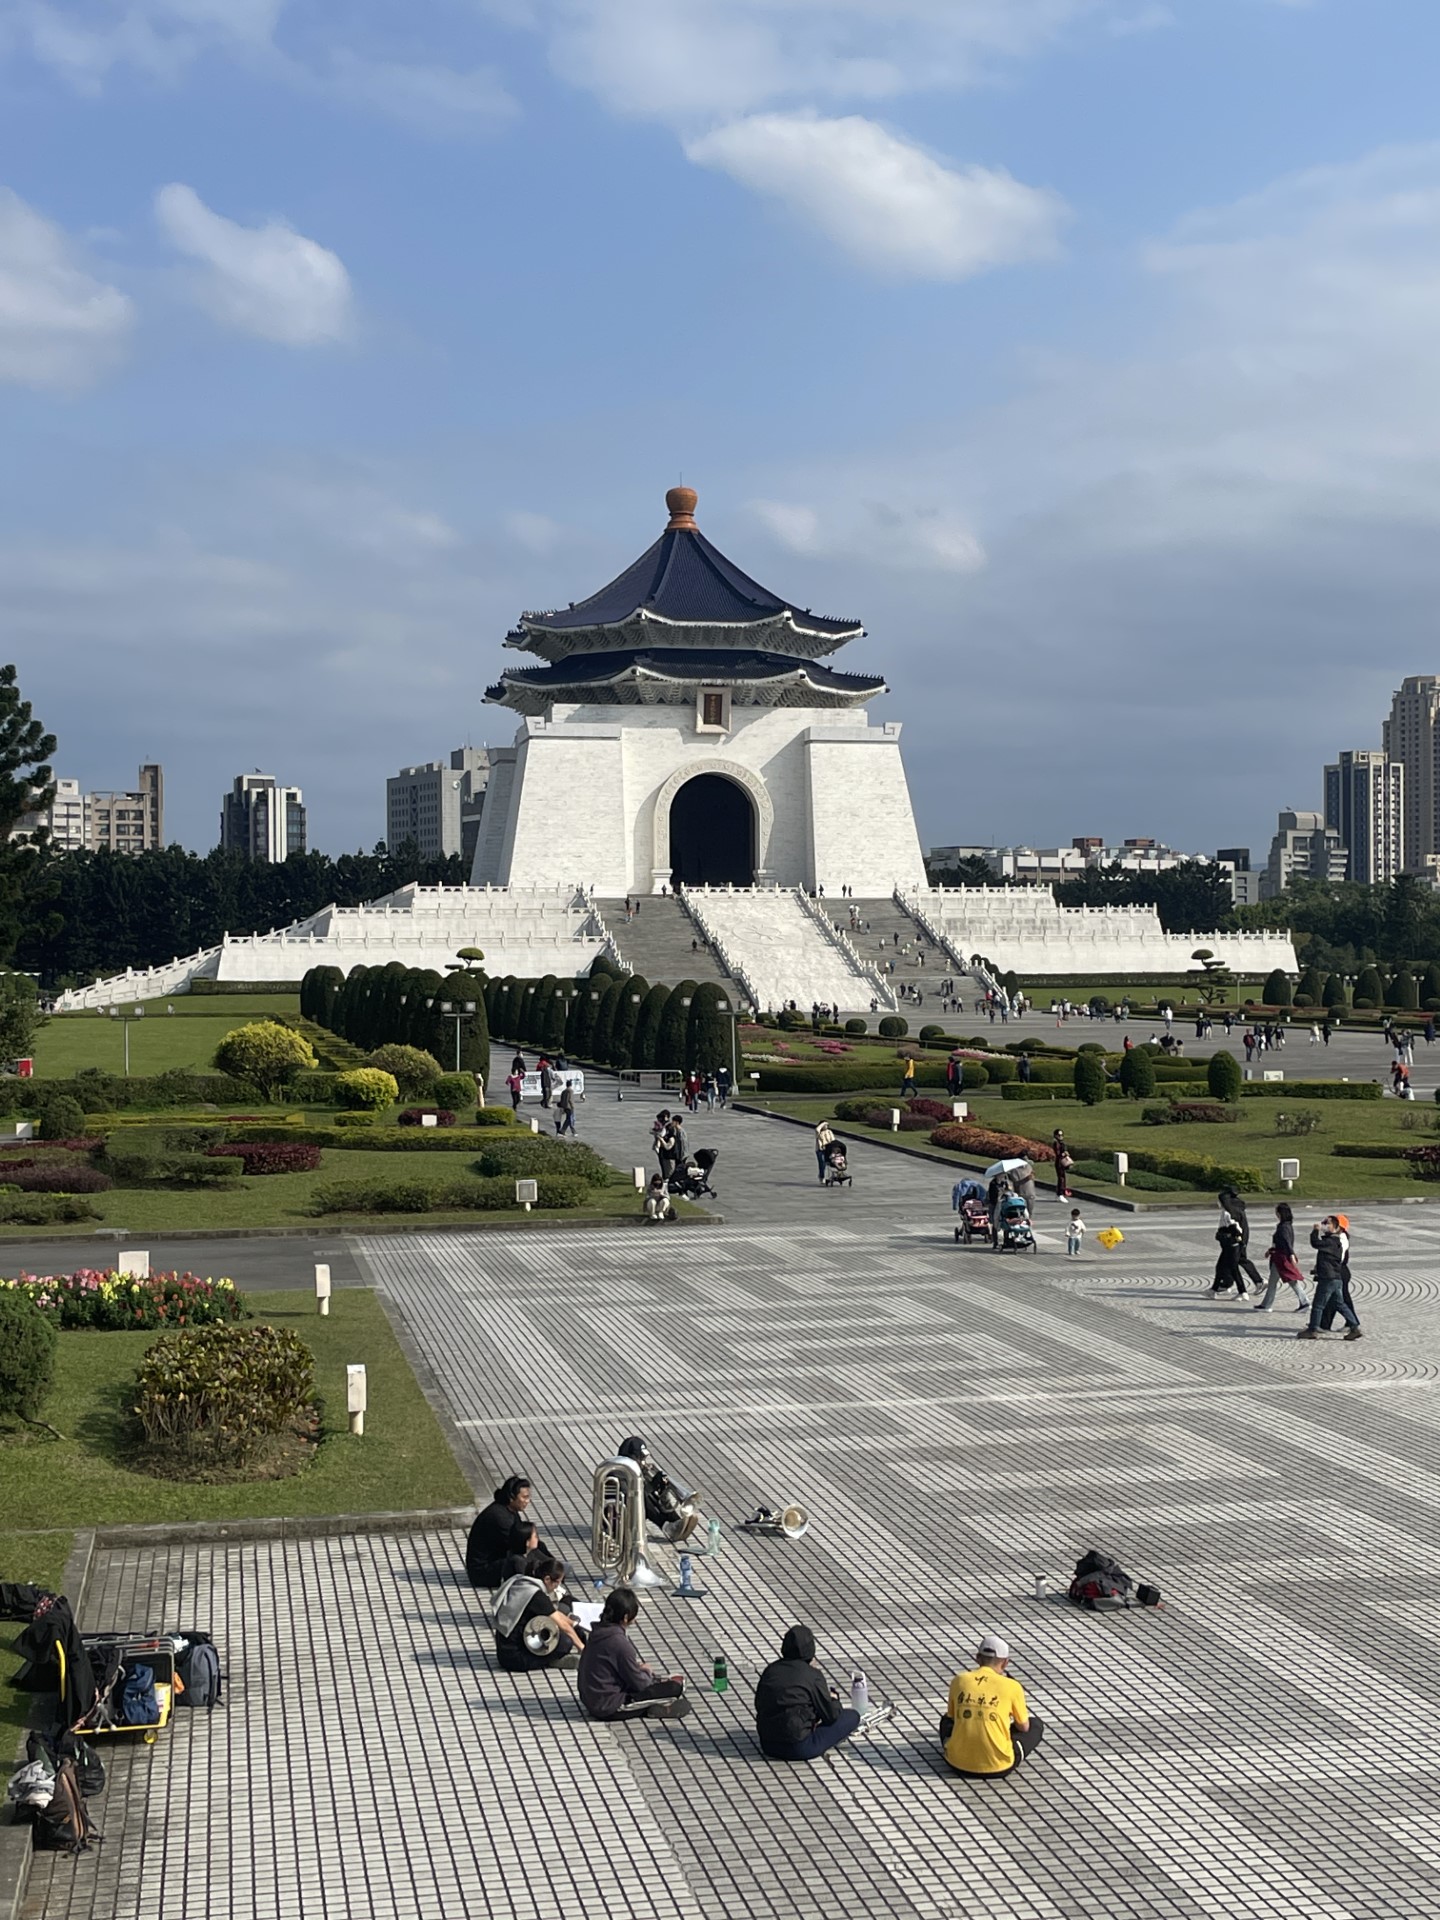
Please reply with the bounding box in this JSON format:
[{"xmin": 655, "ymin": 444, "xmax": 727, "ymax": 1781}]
[{"xmin": 940, "ymin": 1634, "xmax": 1044, "ymax": 1778}]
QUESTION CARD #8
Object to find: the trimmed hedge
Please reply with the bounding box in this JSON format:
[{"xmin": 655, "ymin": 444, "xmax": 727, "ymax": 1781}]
[
  {"xmin": 19, "ymin": 1070, "xmax": 253, "ymax": 1112},
  {"xmin": 1238, "ymin": 1082, "xmax": 1382, "ymax": 1101},
  {"xmin": 206, "ymin": 1142, "xmax": 323, "ymax": 1176},
  {"xmin": 472, "ymin": 1137, "xmax": 612, "ymax": 1188},
  {"xmin": 0, "ymin": 1164, "xmax": 114, "ymax": 1193},
  {"xmin": 1140, "ymin": 1103, "xmax": 1239, "ymax": 1125},
  {"xmin": 1123, "ymin": 1147, "xmax": 1266, "ymax": 1191},
  {"xmin": 0, "ymin": 1194, "xmax": 101, "ymax": 1223},
  {"xmin": 1330, "ymin": 1143, "xmax": 1405, "ymax": 1159},
  {"xmin": 1069, "ymin": 1157, "xmax": 1193, "ymax": 1193},
  {"xmin": 310, "ymin": 1173, "xmax": 593, "ymax": 1215},
  {"xmin": 398, "ymin": 1108, "xmax": 457, "ymax": 1127},
  {"xmin": 999, "ymin": 1085, "xmax": 1074, "ymax": 1102},
  {"xmin": 749, "ymin": 1062, "xmax": 950, "ymax": 1093}
]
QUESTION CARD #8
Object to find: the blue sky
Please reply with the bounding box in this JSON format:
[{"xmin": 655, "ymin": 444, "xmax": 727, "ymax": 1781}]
[{"xmin": 3, "ymin": 0, "xmax": 1438, "ymax": 859}]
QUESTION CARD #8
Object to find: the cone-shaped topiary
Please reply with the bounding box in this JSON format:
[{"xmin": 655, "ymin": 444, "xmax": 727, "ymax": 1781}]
[{"xmin": 1207, "ymin": 1049, "xmax": 1242, "ymax": 1102}]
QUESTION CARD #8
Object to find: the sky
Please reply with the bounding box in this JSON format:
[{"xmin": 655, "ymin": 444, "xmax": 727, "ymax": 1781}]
[{"xmin": 3, "ymin": 0, "xmax": 1439, "ymax": 860}]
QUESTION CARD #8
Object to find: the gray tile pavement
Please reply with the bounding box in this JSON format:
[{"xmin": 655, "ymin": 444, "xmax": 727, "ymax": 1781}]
[{"xmin": 22, "ymin": 1085, "xmax": 1440, "ymax": 1920}]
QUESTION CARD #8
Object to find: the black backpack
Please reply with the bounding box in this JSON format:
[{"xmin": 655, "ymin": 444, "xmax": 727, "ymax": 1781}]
[
  {"xmin": 1069, "ymin": 1549, "xmax": 1133, "ymax": 1610},
  {"xmin": 173, "ymin": 1629, "xmax": 224, "ymax": 1710}
]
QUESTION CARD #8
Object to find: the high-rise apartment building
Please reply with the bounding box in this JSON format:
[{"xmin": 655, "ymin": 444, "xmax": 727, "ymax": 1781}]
[
  {"xmin": 1324, "ymin": 749, "xmax": 1404, "ymax": 886},
  {"xmin": 87, "ymin": 764, "xmax": 164, "ymax": 855},
  {"xmin": 1260, "ymin": 809, "xmax": 1347, "ymax": 900},
  {"xmin": 1383, "ymin": 676, "xmax": 1440, "ymax": 876},
  {"xmin": 386, "ymin": 748, "xmax": 490, "ymax": 864},
  {"xmin": 220, "ymin": 773, "xmax": 307, "ymax": 862},
  {"xmin": 12, "ymin": 766, "xmax": 164, "ymax": 854}
]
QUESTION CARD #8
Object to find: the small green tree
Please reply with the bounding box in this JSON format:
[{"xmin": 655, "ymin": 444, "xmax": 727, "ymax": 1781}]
[
  {"xmin": 334, "ymin": 1067, "xmax": 399, "ymax": 1110},
  {"xmin": 1073, "ymin": 1053, "xmax": 1106, "ymax": 1106},
  {"xmin": 631, "ymin": 983, "xmax": 671, "ymax": 1069},
  {"xmin": 1390, "ymin": 966, "xmax": 1420, "ymax": 1011},
  {"xmin": 0, "ymin": 1289, "xmax": 57, "ymax": 1423},
  {"xmin": 1353, "ymin": 964, "xmax": 1384, "ymax": 1009},
  {"xmin": 590, "ymin": 976, "xmax": 627, "ymax": 1064},
  {"xmin": 877, "ymin": 1015, "xmax": 909, "ymax": 1038},
  {"xmin": 1322, "ymin": 972, "xmax": 1348, "ymax": 1010},
  {"xmin": 0, "ymin": 663, "xmax": 60, "ymax": 966},
  {"xmin": 528, "ymin": 975, "xmax": 558, "ymax": 1047},
  {"xmin": 608, "ymin": 975, "xmax": 649, "ymax": 1069},
  {"xmin": 0, "ymin": 970, "xmax": 44, "ymax": 1063},
  {"xmin": 541, "ymin": 980, "xmax": 570, "ymax": 1054},
  {"xmin": 1207, "ymin": 1049, "xmax": 1242, "ymax": 1102},
  {"xmin": 366, "ymin": 1045, "xmax": 442, "ymax": 1098},
  {"xmin": 655, "ymin": 980, "xmax": 698, "ymax": 1071},
  {"xmin": 1118, "ymin": 1047, "xmax": 1156, "ymax": 1099},
  {"xmin": 568, "ymin": 977, "xmax": 603, "ymax": 1058},
  {"xmin": 1261, "ymin": 968, "xmax": 1291, "ymax": 1007},
  {"xmin": 214, "ymin": 1021, "xmax": 317, "ymax": 1100},
  {"xmin": 1294, "ymin": 965, "xmax": 1324, "ymax": 1007},
  {"xmin": 686, "ymin": 981, "xmax": 733, "ymax": 1075},
  {"xmin": 1190, "ymin": 950, "xmax": 1234, "ymax": 1007}
]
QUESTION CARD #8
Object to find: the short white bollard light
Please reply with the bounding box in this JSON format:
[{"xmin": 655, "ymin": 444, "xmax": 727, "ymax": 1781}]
[
  {"xmin": 516, "ymin": 1177, "xmax": 539, "ymax": 1213},
  {"xmin": 13, "ymin": 1120, "xmax": 33, "ymax": 1141},
  {"xmin": 420, "ymin": 1113, "xmax": 438, "ymax": 1129},
  {"xmin": 1263, "ymin": 1069, "xmax": 1284, "ymax": 1083},
  {"xmin": 117, "ymin": 1249, "xmax": 150, "ymax": 1279},
  {"xmin": 314, "ymin": 1262, "xmax": 332, "ymax": 1317},
  {"xmin": 1113, "ymin": 1152, "xmax": 1128, "ymax": 1188},
  {"xmin": 890, "ymin": 1108, "xmax": 901, "ymax": 1132},
  {"xmin": 529, "ymin": 1117, "xmax": 540, "ymax": 1134},
  {"xmin": 346, "ymin": 1363, "xmax": 367, "ymax": 1437},
  {"xmin": 951, "ymin": 1101, "xmax": 968, "ymax": 1121},
  {"xmin": 749, "ymin": 1071, "xmax": 760, "ymax": 1083},
  {"xmin": 633, "ymin": 1167, "xmax": 647, "ymax": 1190},
  {"xmin": 1278, "ymin": 1157, "xmax": 1300, "ymax": 1192}
]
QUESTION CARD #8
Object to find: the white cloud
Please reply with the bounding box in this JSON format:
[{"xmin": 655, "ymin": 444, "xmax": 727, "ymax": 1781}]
[
  {"xmin": 0, "ymin": 0, "xmax": 283, "ymax": 87},
  {"xmin": 0, "ymin": 186, "xmax": 134, "ymax": 388},
  {"xmin": 750, "ymin": 495, "xmax": 986, "ymax": 574},
  {"xmin": 686, "ymin": 112, "xmax": 1066, "ymax": 279},
  {"xmin": 504, "ymin": 511, "xmax": 564, "ymax": 555},
  {"xmin": 322, "ymin": 51, "xmax": 518, "ymax": 136},
  {"xmin": 154, "ymin": 183, "xmax": 353, "ymax": 344}
]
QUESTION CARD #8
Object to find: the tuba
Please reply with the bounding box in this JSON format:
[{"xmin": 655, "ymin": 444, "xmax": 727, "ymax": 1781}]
[
  {"xmin": 591, "ymin": 1455, "xmax": 662, "ymax": 1585},
  {"xmin": 740, "ymin": 1504, "xmax": 810, "ymax": 1540}
]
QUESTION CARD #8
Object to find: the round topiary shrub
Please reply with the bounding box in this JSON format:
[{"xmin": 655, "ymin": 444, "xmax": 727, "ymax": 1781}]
[
  {"xmin": 844, "ymin": 1018, "xmax": 868, "ymax": 1035},
  {"xmin": 983, "ymin": 1056, "xmax": 1018, "ymax": 1084},
  {"xmin": 0, "ymin": 1289, "xmax": 58, "ymax": 1423},
  {"xmin": 36, "ymin": 1095, "xmax": 86, "ymax": 1142},
  {"xmin": 877, "ymin": 1016, "xmax": 909, "ymax": 1039},
  {"xmin": 1073, "ymin": 1054, "xmax": 1107, "ymax": 1107},
  {"xmin": 1119, "ymin": 1048, "xmax": 1157, "ymax": 1099},
  {"xmin": 432, "ymin": 1073, "xmax": 477, "ymax": 1111},
  {"xmin": 334, "ymin": 1068, "xmax": 399, "ymax": 1111},
  {"xmin": 1207, "ymin": 1050, "xmax": 1242, "ymax": 1103},
  {"xmin": 1353, "ymin": 998, "xmax": 1376, "ymax": 1011},
  {"xmin": 365, "ymin": 1045, "xmax": 443, "ymax": 1098},
  {"xmin": 135, "ymin": 1322, "xmax": 315, "ymax": 1467},
  {"xmin": 918, "ymin": 1024, "xmax": 944, "ymax": 1042}
]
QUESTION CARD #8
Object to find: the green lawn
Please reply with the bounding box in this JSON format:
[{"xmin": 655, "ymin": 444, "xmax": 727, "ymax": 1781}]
[
  {"xmin": 0, "ymin": 1287, "xmax": 471, "ymax": 1533},
  {"xmin": 33, "ymin": 995, "xmax": 304, "ymax": 1078},
  {"xmin": 744, "ymin": 1090, "xmax": 1440, "ymax": 1203}
]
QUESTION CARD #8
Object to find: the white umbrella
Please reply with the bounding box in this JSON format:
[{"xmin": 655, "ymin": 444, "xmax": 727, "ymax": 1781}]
[{"xmin": 984, "ymin": 1157, "xmax": 1030, "ymax": 1179}]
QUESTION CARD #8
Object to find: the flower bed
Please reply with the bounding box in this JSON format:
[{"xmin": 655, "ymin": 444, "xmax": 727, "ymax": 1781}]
[
  {"xmin": 0, "ymin": 1270, "xmax": 245, "ymax": 1330},
  {"xmin": 206, "ymin": 1141, "xmax": 323, "ymax": 1176},
  {"xmin": 0, "ymin": 1165, "xmax": 115, "ymax": 1193},
  {"xmin": 397, "ymin": 1108, "xmax": 457, "ymax": 1127},
  {"xmin": 928, "ymin": 1123, "xmax": 1055, "ymax": 1163}
]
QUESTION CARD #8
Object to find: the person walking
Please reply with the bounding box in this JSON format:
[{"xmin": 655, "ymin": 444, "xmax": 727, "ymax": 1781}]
[
  {"xmin": 1254, "ymin": 1201, "xmax": 1309, "ymax": 1312},
  {"xmin": 900, "ymin": 1057, "xmax": 916, "ymax": 1101},
  {"xmin": 1212, "ymin": 1209, "xmax": 1250, "ymax": 1298},
  {"xmin": 539, "ymin": 1057, "xmax": 554, "ymax": 1109},
  {"xmin": 555, "ymin": 1080, "xmax": 576, "ymax": 1136},
  {"xmin": 1218, "ymin": 1187, "xmax": 1266, "ymax": 1293},
  {"xmin": 1298, "ymin": 1216, "xmax": 1362, "ymax": 1341},
  {"xmin": 506, "ymin": 1067, "xmax": 524, "ymax": 1112},
  {"xmin": 1052, "ymin": 1130, "xmax": 1072, "ymax": 1202},
  {"xmin": 1065, "ymin": 1209, "xmax": 1086, "ymax": 1257}
]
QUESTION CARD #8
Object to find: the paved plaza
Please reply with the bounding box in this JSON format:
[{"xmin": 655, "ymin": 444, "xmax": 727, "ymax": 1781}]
[{"xmin": 20, "ymin": 1087, "xmax": 1440, "ymax": 1920}]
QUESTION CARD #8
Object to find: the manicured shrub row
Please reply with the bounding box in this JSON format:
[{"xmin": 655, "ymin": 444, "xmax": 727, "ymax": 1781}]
[
  {"xmin": 1330, "ymin": 1143, "xmax": 1406, "ymax": 1159},
  {"xmin": 0, "ymin": 1070, "xmax": 252, "ymax": 1114},
  {"xmin": 752, "ymin": 1062, "xmax": 951, "ymax": 1094},
  {"xmin": 136, "ymin": 1323, "xmax": 313, "ymax": 1464},
  {"xmin": 473, "ymin": 1137, "xmax": 612, "ymax": 1188},
  {"xmin": 928, "ymin": 1124, "xmax": 1056, "ymax": 1163},
  {"xmin": 1068, "ymin": 1158, "xmax": 1193, "ymax": 1193},
  {"xmin": 1140, "ymin": 1103, "xmax": 1239, "ymax": 1126},
  {"xmin": 1, "ymin": 1270, "xmax": 244, "ymax": 1330},
  {"xmin": 222, "ymin": 1123, "xmax": 516, "ymax": 1152},
  {"xmin": 398, "ymin": 1108, "xmax": 456, "ymax": 1127},
  {"xmin": 1238, "ymin": 1082, "xmax": 1382, "ymax": 1101},
  {"xmin": 0, "ymin": 1164, "xmax": 115, "ymax": 1193},
  {"xmin": 206, "ymin": 1142, "xmax": 323, "ymax": 1176},
  {"xmin": 1122, "ymin": 1147, "xmax": 1266, "ymax": 1191},
  {"xmin": 999, "ymin": 1085, "xmax": 1075, "ymax": 1102},
  {"xmin": 310, "ymin": 1174, "xmax": 594, "ymax": 1215},
  {"xmin": 0, "ymin": 1195, "xmax": 101, "ymax": 1224}
]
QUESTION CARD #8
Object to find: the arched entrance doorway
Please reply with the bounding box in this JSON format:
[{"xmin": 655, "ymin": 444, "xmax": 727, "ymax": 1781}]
[{"xmin": 669, "ymin": 773, "xmax": 754, "ymax": 887}]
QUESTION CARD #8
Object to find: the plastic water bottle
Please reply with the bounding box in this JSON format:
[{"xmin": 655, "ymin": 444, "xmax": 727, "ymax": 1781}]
[
  {"xmin": 712, "ymin": 1654, "xmax": 729, "ymax": 1694},
  {"xmin": 706, "ymin": 1517, "xmax": 723, "ymax": 1557},
  {"xmin": 593, "ymin": 1575, "xmax": 605, "ymax": 1594},
  {"xmin": 677, "ymin": 1555, "xmax": 695, "ymax": 1596},
  {"xmin": 850, "ymin": 1671, "xmax": 869, "ymax": 1714}
]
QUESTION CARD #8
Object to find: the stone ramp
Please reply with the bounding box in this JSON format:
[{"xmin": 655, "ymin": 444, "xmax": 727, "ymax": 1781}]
[
  {"xmin": 835, "ymin": 897, "xmax": 958, "ymax": 994},
  {"xmin": 597, "ymin": 895, "xmax": 737, "ymax": 991}
]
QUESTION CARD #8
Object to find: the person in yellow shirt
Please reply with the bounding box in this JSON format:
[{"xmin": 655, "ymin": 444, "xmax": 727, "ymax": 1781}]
[{"xmin": 941, "ymin": 1634, "xmax": 1044, "ymax": 1778}]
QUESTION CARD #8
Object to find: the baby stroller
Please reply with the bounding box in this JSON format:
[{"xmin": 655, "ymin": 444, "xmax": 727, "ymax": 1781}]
[
  {"xmin": 952, "ymin": 1179, "xmax": 989, "ymax": 1244},
  {"xmin": 669, "ymin": 1148, "xmax": 718, "ymax": 1200},
  {"xmin": 995, "ymin": 1190, "xmax": 1036, "ymax": 1254},
  {"xmin": 823, "ymin": 1141, "xmax": 852, "ymax": 1189}
]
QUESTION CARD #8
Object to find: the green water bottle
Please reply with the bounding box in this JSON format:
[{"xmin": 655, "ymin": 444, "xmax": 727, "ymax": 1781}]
[{"xmin": 712, "ymin": 1654, "xmax": 729, "ymax": 1694}]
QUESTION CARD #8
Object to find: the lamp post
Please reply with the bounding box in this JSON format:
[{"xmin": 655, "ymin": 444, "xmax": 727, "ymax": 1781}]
[
  {"xmin": 437, "ymin": 1000, "xmax": 477, "ymax": 1073},
  {"xmin": 108, "ymin": 1003, "xmax": 145, "ymax": 1075}
]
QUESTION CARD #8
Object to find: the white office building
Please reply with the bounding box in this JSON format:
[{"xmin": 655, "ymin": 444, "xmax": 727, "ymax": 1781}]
[
  {"xmin": 1324, "ymin": 749, "xmax": 1404, "ymax": 886},
  {"xmin": 220, "ymin": 774, "xmax": 307, "ymax": 863},
  {"xmin": 1260, "ymin": 809, "xmax": 1347, "ymax": 900}
]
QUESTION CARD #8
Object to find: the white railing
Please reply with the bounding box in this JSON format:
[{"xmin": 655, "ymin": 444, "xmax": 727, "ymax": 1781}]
[
  {"xmin": 897, "ymin": 887, "xmax": 1008, "ymax": 1005},
  {"xmin": 795, "ymin": 890, "xmax": 897, "ymax": 1009},
  {"xmin": 576, "ymin": 888, "xmax": 625, "ymax": 970}
]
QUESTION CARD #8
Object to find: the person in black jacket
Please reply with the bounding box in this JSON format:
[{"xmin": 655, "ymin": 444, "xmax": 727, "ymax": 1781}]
[
  {"xmin": 1255, "ymin": 1201, "xmax": 1310, "ymax": 1312},
  {"xmin": 1298, "ymin": 1216, "xmax": 1362, "ymax": 1341},
  {"xmin": 1215, "ymin": 1188, "xmax": 1265, "ymax": 1293},
  {"xmin": 754, "ymin": 1625, "xmax": 859, "ymax": 1761},
  {"xmin": 465, "ymin": 1475, "xmax": 536, "ymax": 1588}
]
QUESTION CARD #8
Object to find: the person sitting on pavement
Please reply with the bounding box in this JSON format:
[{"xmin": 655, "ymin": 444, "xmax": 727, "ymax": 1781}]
[
  {"xmin": 941, "ymin": 1634, "xmax": 1044, "ymax": 1778},
  {"xmin": 644, "ymin": 1172, "xmax": 674, "ymax": 1222},
  {"xmin": 577, "ymin": 1588, "xmax": 690, "ymax": 1720},
  {"xmin": 493, "ymin": 1554, "xmax": 586, "ymax": 1671},
  {"xmin": 466, "ymin": 1474, "xmax": 536, "ymax": 1588},
  {"xmin": 754, "ymin": 1624, "xmax": 877, "ymax": 1761}
]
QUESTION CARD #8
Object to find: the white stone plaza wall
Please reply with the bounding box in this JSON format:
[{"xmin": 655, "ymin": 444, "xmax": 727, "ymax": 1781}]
[
  {"xmin": 471, "ymin": 702, "xmax": 928, "ymax": 896},
  {"xmin": 910, "ymin": 887, "xmax": 1299, "ymax": 978}
]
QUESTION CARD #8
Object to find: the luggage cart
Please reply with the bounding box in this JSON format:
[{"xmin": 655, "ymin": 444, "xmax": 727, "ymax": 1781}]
[{"xmin": 74, "ymin": 1633, "xmax": 177, "ymax": 1744}]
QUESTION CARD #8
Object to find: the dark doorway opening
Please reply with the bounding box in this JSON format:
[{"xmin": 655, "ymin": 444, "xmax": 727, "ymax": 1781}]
[{"xmin": 669, "ymin": 774, "xmax": 754, "ymax": 887}]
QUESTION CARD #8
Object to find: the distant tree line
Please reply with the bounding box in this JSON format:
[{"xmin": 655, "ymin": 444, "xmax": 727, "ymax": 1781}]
[
  {"xmin": 17, "ymin": 843, "xmax": 467, "ymax": 989},
  {"xmin": 926, "ymin": 854, "xmax": 1233, "ymax": 935},
  {"xmin": 1230, "ymin": 874, "xmax": 1440, "ymax": 974}
]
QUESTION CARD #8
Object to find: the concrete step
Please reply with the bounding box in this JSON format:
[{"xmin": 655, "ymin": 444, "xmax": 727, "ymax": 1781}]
[
  {"xmin": 832, "ymin": 898, "xmax": 960, "ymax": 989},
  {"xmin": 595, "ymin": 896, "xmax": 738, "ymax": 992}
]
